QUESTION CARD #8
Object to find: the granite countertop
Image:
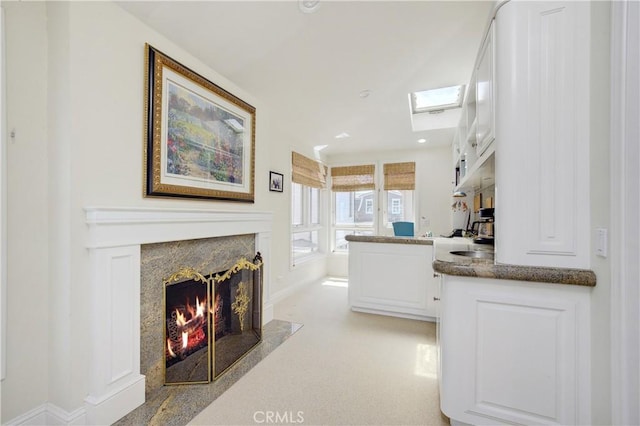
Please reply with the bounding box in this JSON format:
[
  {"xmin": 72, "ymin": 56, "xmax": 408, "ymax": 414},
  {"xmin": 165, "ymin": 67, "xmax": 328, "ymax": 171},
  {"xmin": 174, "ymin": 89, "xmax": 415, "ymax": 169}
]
[
  {"xmin": 345, "ymin": 234, "xmax": 434, "ymax": 245},
  {"xmin": 345, "ymin": 234, "xmax": 596, "ymax": 287},
  {"xmin": 432, "ymin": 240, "xmax": 596, "ymax": 287}
]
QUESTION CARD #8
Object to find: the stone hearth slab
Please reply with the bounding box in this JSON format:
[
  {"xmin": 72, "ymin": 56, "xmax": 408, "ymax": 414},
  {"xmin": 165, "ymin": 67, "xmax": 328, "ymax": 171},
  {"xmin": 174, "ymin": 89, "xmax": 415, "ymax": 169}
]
[{"xmin": 114, "ymin": 319, "xmax": 302, "ymax": 426}]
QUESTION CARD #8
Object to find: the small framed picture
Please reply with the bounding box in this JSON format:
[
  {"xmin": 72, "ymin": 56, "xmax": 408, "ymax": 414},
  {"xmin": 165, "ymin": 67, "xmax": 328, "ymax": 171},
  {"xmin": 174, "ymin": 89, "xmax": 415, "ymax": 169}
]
[{"xmin": 269, "ymin": 171, "xmax": 284, "ymax": 192}]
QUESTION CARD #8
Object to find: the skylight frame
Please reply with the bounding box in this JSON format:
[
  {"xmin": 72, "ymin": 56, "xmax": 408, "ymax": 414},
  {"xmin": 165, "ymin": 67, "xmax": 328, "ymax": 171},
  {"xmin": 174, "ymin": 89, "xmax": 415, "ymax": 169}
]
[{"xmin": 410, "ymin": 84, "xmax": 465, "ymax": 114}]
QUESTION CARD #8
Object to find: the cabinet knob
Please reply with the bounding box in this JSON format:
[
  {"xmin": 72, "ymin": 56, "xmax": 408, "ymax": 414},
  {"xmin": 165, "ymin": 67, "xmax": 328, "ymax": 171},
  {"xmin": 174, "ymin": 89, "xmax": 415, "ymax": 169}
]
[{"xmin": 433, "ymin": 297, "xmax": 440, "ymax": 301}]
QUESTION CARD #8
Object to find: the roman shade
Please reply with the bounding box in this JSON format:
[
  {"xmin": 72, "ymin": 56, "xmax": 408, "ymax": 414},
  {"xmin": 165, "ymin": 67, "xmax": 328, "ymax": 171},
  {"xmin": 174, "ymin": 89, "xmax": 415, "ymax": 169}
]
[
  {"xmin": 291, "ymin": 152, "xmax": 327, "ymax": 189},
  {"xmin": 331, "ymin": 165, "xmax": 375, "ymax": 191},
  {"xmin": 383, "ymin": 162, "xmax": 415, "ymax": 190}
]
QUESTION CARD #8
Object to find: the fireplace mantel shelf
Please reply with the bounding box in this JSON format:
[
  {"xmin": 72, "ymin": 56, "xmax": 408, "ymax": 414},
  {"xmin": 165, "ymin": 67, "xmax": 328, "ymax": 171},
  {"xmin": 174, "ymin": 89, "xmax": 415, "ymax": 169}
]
[{"xmin": 85, "ymin": 207, "xmax": 273, "ymax": 248}]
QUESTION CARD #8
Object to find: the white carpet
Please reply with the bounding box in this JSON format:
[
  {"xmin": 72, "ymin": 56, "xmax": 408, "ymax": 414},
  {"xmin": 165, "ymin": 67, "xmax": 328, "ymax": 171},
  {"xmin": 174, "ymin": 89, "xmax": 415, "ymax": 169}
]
[{"xmin": 189, "ymin": 278, "xmax": 449, "ymax": 426}]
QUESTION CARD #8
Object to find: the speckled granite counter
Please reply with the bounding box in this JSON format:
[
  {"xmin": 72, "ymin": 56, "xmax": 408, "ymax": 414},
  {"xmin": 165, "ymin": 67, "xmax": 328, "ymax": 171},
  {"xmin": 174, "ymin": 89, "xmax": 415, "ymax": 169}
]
[
  {"xmin": 345, "ymin": 235, "xmax": 596, "ymax": 287},
  {"xmin": 345, "ymin": 235, "xmax": 434, "ymax": 245},
  {"xmin": 433, "ymin": 240, "xmax": 596, "ymax": 287}
]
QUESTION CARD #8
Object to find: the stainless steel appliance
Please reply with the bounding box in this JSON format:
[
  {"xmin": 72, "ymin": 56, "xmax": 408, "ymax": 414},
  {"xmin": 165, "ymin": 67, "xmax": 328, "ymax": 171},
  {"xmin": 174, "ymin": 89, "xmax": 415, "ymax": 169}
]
[{"xmin": 472, "ymin": 208, "xmax": 494, "ymax": 245}]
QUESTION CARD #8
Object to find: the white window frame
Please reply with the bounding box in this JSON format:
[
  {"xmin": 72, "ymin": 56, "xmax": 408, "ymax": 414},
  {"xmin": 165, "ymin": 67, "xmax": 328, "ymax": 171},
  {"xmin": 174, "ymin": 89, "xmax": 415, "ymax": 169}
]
[{"xmin": 291, "ymin": 182, "xmax": 324, "ymax": 266}]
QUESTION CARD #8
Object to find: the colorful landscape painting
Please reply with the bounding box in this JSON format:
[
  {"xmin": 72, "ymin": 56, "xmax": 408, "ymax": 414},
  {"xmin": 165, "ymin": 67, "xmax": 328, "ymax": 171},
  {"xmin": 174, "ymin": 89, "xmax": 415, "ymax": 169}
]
[{"xmin": 166, "ymin": 81, "xmax": 245, "ymax": 185}]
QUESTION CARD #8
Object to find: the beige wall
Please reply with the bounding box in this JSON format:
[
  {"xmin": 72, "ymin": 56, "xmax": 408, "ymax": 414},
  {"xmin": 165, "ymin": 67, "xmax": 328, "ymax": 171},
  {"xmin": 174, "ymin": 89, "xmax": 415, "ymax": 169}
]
[
  {"xmin": 3, "ymin": 1, "xmax": 50, "ymax": 419},
  {"xmin": 589, "ymin": 1, "xmax": 612, "ymax": 423},
  {"xmin": 1, "ymin": 1, "xmax": 327, "ymax": 421}
]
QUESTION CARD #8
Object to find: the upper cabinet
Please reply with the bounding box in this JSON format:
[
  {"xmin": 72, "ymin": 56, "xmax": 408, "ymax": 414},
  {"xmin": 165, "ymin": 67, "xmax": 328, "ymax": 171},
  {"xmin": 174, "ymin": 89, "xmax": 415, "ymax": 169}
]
[
  {"xmin": 495, "ymin": 1, "xmax": 591, "ymax": 268},
  {"xmin": 475, "ymin": 21, "xmax": 495, "ymax": 157},
  {"xmin": 453, "ymin": 20, "xmax": 496, "ymax": 193}
]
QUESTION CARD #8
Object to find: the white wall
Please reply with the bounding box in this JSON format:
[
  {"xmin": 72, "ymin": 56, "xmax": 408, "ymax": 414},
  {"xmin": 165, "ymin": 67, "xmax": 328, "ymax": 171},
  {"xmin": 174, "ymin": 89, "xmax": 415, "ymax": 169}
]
[
  {"xmin": 1, "ymin": 1, "xmax": 327, "ymax": 422},
  {"xmin": 2, "ymin": 1, "xmax": 50, "ymax": 420},
  {"xmin": 325, "ymin": 145, "xmax": 453, "ymax": 277},
  {"xmin": 588, "ymin": 1, "xmax": 612, "ymax": 423}
]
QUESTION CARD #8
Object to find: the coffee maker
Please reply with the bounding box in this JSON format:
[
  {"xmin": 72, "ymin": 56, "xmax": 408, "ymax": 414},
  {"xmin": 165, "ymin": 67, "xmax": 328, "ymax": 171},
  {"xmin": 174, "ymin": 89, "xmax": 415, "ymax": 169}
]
[{"xmin": 470, "ymin": 208, "xmax": 494, "ymax": 245}]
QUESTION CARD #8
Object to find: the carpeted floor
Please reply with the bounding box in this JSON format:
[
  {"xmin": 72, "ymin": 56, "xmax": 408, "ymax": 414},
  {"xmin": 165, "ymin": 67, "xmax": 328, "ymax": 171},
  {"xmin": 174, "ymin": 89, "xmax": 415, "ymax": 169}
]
[{"xmin": 189, "ymin": 277, "xmax": 449, "ymax": 426}]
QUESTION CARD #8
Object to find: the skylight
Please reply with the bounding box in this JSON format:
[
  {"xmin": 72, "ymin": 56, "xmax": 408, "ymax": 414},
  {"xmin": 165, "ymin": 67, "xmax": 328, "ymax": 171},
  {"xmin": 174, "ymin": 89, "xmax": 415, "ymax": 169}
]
[{"xmin": 410, "ymin": 85, "xmax": 464, "ymax": 114}]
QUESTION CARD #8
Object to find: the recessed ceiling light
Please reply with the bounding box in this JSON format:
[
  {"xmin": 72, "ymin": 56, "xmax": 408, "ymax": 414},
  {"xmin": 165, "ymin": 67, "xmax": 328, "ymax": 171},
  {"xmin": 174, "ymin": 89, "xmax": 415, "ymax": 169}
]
[
  {"xmin": 299, "ymin": 0, "xmax": 320, "ymax": 13},
  {"xmin": 418, "ymin": 138, "xmax": 427, "ymax": 144},
  {"xmin": 335, "ymin": 132, "xmax": 350, "ymax": 139},
  {"xmin": 359, "ymin": 89, "xmax": 371, "ymax": 99}
]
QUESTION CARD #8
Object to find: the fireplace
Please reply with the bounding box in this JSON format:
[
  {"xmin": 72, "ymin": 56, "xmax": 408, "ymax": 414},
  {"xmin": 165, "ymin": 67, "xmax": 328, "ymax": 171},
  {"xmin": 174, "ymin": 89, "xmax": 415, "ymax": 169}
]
[
  {"xmin": 163, "ymin": 254, "xmax": 263, "ymax": 385},
  {"xmin": 84, "ymin": 207, "xmax": 273, "ymax": 425}
]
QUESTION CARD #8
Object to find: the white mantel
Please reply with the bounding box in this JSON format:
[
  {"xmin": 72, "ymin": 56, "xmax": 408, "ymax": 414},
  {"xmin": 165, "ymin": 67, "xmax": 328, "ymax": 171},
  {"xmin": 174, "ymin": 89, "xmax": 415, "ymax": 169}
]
[{"xmin": 83, "ymin": 207, "xmax": 273, "ymax": 425}]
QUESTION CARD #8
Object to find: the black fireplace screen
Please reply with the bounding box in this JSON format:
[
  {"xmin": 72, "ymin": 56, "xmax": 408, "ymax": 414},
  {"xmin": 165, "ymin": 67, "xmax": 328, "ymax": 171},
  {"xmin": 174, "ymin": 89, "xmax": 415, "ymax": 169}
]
[{"xmin": 163, "ymin": 253, "xmax": 263, "ymax": 385}]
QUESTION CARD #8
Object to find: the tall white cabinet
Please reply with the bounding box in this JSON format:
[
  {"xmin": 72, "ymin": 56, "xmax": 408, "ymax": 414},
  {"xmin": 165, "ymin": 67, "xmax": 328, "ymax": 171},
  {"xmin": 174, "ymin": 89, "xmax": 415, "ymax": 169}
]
[{"xmin": 495, "ymin": 1, "xmax": 591, "ymax": 268}]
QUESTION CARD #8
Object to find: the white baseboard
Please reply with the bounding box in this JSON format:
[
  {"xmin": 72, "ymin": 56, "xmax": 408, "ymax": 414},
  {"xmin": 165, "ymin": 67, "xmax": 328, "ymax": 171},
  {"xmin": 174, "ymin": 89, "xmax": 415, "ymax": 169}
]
[
  {"xmin": 262, "ymin": 301, "xmax": 274, "ymax": 325},
  {"xmin": 269, "ymin": 277, "xmax": 317, "ymax": 305},
  {"xmin": 6, "ymin": 403, "xmax": 86, "ymax": 426},
  {"xmin": 350, "ymin": 306, "xmax": 436, "ymax": 322},
  {"xmin": 84, "ymin": 374, "xmax": 145, "ymax": 425}
]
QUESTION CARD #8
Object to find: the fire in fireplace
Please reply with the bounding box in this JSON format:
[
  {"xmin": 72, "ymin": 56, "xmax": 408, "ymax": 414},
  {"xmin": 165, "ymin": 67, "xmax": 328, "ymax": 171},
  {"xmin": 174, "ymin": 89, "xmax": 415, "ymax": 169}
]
[{"xmin": 163, "ymin": 253, "xmax": 263, "ymax": 385}]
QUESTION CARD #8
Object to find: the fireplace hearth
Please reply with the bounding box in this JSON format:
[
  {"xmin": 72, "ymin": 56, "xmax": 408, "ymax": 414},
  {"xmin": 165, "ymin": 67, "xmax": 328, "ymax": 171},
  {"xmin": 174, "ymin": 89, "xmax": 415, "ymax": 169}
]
[{"xmin": 163, "ymin": 254, "xmax": 263, "ymax": 385}]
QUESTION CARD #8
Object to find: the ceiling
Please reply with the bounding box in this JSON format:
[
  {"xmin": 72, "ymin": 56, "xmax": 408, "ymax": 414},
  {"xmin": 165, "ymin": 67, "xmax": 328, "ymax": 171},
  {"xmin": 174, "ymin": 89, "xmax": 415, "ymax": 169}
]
[{"xmin": 117, "ymin": 1, "xmax": 495, "ymax": 157}]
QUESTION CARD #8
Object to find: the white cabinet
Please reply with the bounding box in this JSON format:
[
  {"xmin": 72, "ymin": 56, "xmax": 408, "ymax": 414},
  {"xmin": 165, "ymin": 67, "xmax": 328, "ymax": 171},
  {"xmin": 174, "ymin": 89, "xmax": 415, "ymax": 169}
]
[
  {"xmin": 348, "ymin": 241, "xmax": 438, "ymax": 321},
  {"xmin": 439, "ymin": 275, "xmax": 591, "ymax": 425},
  {"xmin": 452, "ymin": 19, "xmax": 495, "ymax": 193},
  {"xmin": 495, "ymin": 1, "xmax": 591, "ymax": 268},
  {"xmin": 475, "ymin": 20, "xmax": 495, "ymax": 156}
]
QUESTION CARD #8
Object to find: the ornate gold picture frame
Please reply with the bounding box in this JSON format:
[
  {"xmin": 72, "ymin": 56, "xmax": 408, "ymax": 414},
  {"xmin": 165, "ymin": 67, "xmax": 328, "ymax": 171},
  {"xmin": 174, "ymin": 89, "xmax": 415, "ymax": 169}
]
[{"xmin": 144, "ymin": 44, "xmax": 256, "ymax": 202}]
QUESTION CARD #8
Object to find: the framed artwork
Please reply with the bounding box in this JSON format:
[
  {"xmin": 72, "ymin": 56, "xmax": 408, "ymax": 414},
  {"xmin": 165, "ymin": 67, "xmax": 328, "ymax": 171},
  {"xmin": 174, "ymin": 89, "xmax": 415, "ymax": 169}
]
[
  {"xmin": 269, "ymin": 171, "xmax": 284, "ymax": 192},
  {"xmin": 144, "ymin": 44, "xmax": 256, "ymax": 202}
]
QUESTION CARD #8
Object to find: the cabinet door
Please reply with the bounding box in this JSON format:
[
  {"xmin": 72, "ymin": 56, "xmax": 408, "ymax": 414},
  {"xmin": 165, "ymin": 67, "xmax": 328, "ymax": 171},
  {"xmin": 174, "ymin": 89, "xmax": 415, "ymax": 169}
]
[
  {"xmin": 495, "ymin": 1, "xmax": 590, "ymax": 268},
  {"xmin": 475, "ymin": 20, "xmax": 495, "ymax": 156},
  {"xmin": 439, "ymin": 276, "xmax": 591, "ymax": 426}
]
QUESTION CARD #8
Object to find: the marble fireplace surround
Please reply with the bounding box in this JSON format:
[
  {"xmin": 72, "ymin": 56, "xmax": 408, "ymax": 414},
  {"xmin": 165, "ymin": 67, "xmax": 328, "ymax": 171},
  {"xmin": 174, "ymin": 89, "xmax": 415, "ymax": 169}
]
[{"xmin": 84, "ymin": 207, "xmax": 273, "ymax": 425}]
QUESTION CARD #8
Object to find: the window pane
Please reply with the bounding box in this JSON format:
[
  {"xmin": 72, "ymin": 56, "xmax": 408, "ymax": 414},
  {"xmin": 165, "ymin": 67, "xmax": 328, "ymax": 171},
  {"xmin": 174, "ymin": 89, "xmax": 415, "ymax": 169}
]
[
  {"xmin": 334, "ymin": 229, "xmax": 374, "ymax": 251},
  {"xmin": 291, "ymin": 182, "xmax": 303, "ymax": 226},
  {"xmin": 310, "ymin": 187, "xmax": 320, "ymax": 225},
  {"xmin": 386, "ymin": 190, "xmax": 414, "ymax": 224},
  {"xmin": 335, "ymin": 191, "xmax": 374, "ymax": 226},
  {"xmin": 292, "ymin": 230, "xmax": 318, "ymax": 261}
]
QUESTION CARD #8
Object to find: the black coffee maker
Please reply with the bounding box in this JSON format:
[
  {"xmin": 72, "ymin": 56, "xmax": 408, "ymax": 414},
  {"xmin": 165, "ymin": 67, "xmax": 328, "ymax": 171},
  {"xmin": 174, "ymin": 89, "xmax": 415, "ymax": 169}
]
[{"xmin": 470, "ymin": 208, "xmax": 494, "ymax": 245}]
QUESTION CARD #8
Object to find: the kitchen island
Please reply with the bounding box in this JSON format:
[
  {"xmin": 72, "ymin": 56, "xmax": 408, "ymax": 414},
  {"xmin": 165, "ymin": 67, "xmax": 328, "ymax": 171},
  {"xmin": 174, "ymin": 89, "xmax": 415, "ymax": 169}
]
[{"xmin": 345, "ymin": 235, "xmax": 439, "ymax": 321}]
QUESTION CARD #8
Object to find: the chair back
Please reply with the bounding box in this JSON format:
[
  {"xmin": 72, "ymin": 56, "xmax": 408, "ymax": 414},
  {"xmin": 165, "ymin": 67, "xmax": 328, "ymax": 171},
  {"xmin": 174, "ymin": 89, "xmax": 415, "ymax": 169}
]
[{"xmin": 392, "ymin": 221, "xmax": 414, "ymax": 237}]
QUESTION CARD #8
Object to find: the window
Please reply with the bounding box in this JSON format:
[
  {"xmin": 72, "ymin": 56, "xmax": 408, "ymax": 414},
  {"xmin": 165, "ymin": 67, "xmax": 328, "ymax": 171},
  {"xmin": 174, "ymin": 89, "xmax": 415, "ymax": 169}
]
[
  {"xmin": 410, "ymin": 85, "xmax": 465, "ymax": 114},
  {"xmin": 331, "ymin": 165, "xmax": 376, "ymax": 252},
  {"xmin": 331, "ymin": 162, "xmax": 415, "ymax": 251},
  {"xmin": 383, "ymin": 162, "xmax": 415, "ymax": 228},
  {"xmin": 291, "ymin": 152, "xmax": 327, "ymax": 265},
  {"xmin": 365, "ymin": 199, "xmax": 373, "ymax": 214},
  {"xmin": 291, "ymin": 183, "xmax": 321, "ymax": 262},
  {"xmin": 391, "ymin": 198, "xmax": 401, "ymax": 215}
]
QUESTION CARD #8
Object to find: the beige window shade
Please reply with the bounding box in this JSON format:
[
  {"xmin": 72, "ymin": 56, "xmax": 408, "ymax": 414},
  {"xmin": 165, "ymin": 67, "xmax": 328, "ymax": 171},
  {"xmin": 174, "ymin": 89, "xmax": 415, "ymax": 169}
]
[
  {"xmin": 331, "ymin": 165, "xmax": 375, "ymax": 191},
  {"xmin": 384, "ymin": 162, "xmax": 416, "ymax": 190},
  {"xmin": 292, "ymin": 152, "xmax": 327, "ymax": 188}
]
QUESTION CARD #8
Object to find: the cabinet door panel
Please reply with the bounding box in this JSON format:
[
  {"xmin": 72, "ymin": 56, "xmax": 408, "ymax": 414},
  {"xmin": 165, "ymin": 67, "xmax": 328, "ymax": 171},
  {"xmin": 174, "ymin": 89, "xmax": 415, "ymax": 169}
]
[
  {"xmin": 495, "ymin": 1, "xmax": 590, "ymax": 268},
  {"xmin": 440, "ymin": 276, "xmax": 591, "ymax": 426},
  {"xmin": 476, "ymin": 21, "xmax": 495, "ymax": 155}
]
